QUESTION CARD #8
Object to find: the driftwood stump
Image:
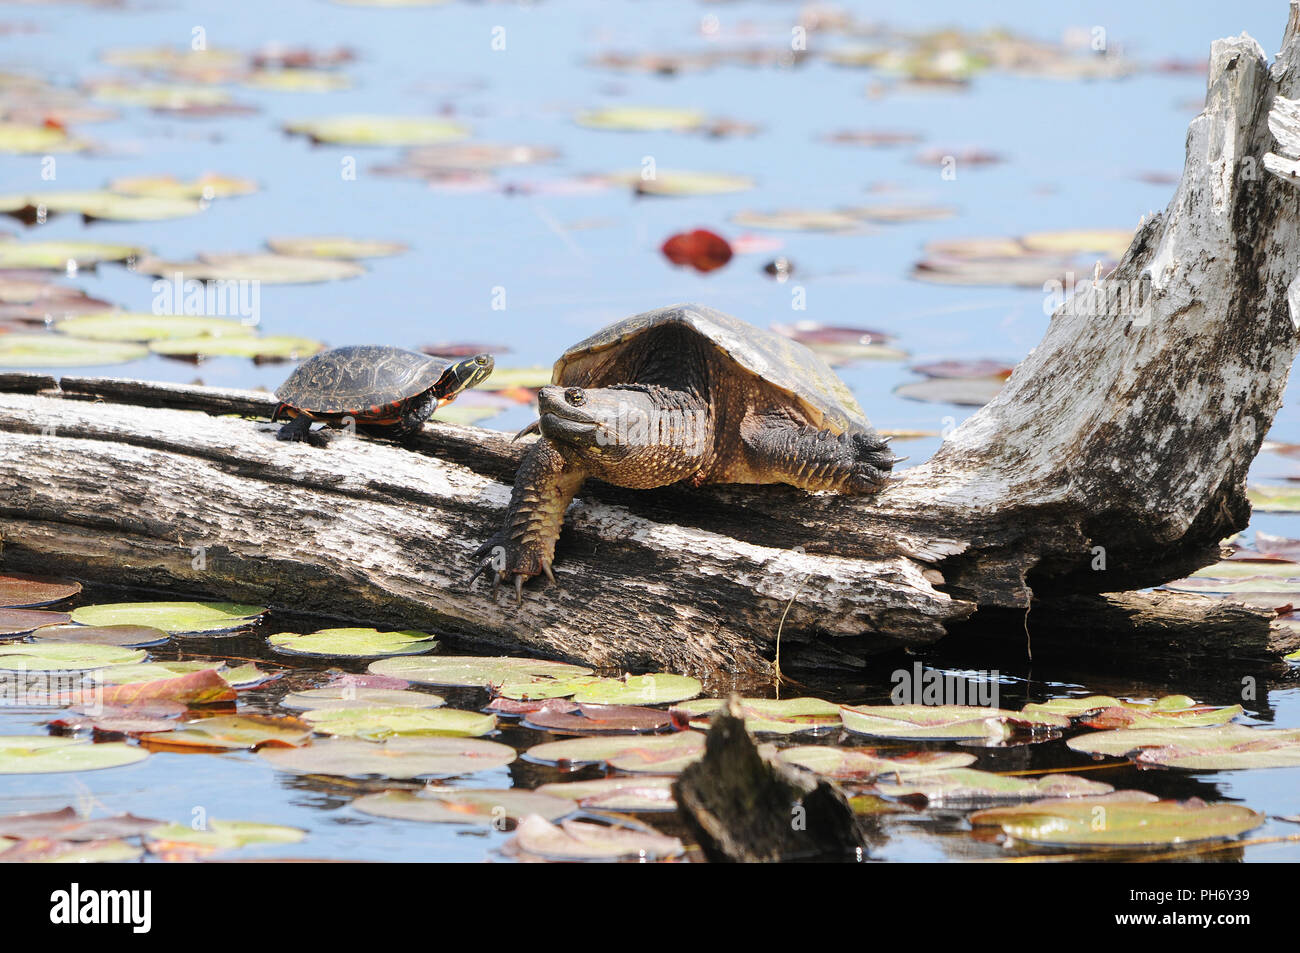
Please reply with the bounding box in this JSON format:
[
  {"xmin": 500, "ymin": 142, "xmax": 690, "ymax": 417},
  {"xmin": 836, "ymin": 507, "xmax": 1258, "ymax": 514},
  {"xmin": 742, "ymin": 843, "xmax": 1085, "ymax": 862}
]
[{"xmin": 4, "ymin": 10, "xmax": 1300, "ymax": 676}]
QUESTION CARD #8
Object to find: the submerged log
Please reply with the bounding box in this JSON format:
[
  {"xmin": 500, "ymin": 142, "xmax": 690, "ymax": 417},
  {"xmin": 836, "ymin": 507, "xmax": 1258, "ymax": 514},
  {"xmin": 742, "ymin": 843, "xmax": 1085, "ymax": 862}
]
[{"xmin": 4, "ymin": 11, "xmax": 1300, "ymax": 675}]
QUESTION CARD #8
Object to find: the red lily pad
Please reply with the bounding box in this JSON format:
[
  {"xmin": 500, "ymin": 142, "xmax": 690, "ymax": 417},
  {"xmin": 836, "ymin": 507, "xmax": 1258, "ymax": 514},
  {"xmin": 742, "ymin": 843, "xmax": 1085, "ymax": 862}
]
[
  {"xmin": 0, "ymin": 607, "xmax": 71, "ymax": 637},
  {"xmin": 660, "ymin": 229, "xmax": 733, "ymax": 273},
  {"xmin": 523, "ymin": 703, "xmax": 671, "ymax": 735},
  {"xmin": 0, "ymin": 573, "xmax": 81, "ymax": 608}
]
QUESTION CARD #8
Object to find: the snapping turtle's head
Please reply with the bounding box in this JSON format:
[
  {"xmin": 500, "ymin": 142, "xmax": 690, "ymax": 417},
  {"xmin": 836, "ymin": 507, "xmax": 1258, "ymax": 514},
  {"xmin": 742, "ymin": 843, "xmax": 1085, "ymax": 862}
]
[{"xmin": 528, "ymin": 384, "xmax": 711, "ymax": 487}]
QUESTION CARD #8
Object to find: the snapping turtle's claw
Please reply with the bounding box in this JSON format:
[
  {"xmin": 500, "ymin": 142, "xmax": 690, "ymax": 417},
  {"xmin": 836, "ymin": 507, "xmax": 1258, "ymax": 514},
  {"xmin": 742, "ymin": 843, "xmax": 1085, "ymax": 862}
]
[
  {"xmin": 541, "ymin": 562, "xmax": 556, "ymax": 586},
  {"xmin": 514, "ymin": 574, "xmax": 524, "ymax": 605}
]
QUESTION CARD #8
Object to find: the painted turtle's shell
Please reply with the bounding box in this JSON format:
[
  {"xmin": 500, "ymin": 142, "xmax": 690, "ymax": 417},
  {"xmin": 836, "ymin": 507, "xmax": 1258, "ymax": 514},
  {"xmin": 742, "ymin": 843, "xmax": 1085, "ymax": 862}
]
[
  {"xmin": 553, "ymin": 304, "xmax": 871, "ymax": 434},
  {"xmin": 275, "ymin": 346, "xmax": 454, "ymax": 415}
]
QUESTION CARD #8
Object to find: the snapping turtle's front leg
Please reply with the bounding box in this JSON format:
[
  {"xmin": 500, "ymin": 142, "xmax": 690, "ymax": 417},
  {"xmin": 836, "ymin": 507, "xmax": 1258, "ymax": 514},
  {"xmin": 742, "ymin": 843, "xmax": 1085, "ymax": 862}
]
[
  {"xmin": 742, "ymin": 417, "xmax": 898, "ymax": 495},
  {"xmin": 470, "ymin": 437, "xmax": 586, "ymax": 602}
]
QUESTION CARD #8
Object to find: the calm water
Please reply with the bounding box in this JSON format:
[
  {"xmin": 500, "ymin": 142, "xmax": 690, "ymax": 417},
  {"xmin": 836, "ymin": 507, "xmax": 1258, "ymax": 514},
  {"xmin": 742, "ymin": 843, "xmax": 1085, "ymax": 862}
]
[{"xmin": 1, "ymin": 0, "xmax": 1297, "ymax": 861}]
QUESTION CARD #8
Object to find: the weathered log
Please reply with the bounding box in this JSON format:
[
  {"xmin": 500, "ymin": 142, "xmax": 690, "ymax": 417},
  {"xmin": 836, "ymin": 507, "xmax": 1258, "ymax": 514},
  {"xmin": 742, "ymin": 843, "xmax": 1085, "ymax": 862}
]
[{"xmin": 3, "ymin": 11, "xmax": 1300, "ymax": 676}]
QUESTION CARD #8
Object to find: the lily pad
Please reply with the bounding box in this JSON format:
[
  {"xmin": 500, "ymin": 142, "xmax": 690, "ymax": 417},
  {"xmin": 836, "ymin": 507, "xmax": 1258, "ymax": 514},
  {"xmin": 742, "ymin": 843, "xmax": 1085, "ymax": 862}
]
[
  {"xmin": 279, "ymin": 686, "xmax": 444, "ymax": 710},
  {"xmin": 969, "ymin": 792, "xmax": 1264, "ymax": 848},
  {"xmin": 1021, "ymin": 695, "xmax": 1243, "ymax": 730},
  {"xmin": 0, "ymin": 838, "xmax": 143, "ymax": 863},
  {"xmin": 480, "ymin": 366, "xmax": 552, "ymax": 391},
  {"xmin": 145, "ymin": 819, "xmax": 305, "ymax": 853},
  {"xmin": 535, "ymin": 776, "xmax": 678, "ymax": 813},
  {"xmin": 607, "ymin": 169, "xmax": 754, "ymax": 197},
  {"xmin": 575, "ymin": 106, "xmax": 706, "ymax": 132},
  {"xmin": 872, "ymin": 768, "xmax": 1114, "ymax": 804},
  {"xmin": 259, "ymin": 736, "xmax": 515, "ymax": 779},
  {"xmin": 0, "ymin": 334, "xmax": 148, "ymax": 368},
  {"xmin": 893, "ymin": 376, "xmax": 1005, "ymax": 407},
  {"xmin": 55, "ymin": 312, "xmax": 256, "ymax": 342},
  {"xmin": 774, "ymin": 746, "xmax": 976, "ymax": 780},
  {"xmin": 97, "ymin": 667, "xmax": 236, "ymax": 706},
  {"xmin": 368, "ymin": 654, "xmax": 592, "ymax": 688},
  {"xmin": 1021, "ymin": 229, "xmax": 1134, "ymax": 258},
  {"xmin": 0, "ymin": 240, "xmax": 142, "ymax": 270},
  {"xmin": 523, "ymin": 703, "xmax": 671, "ymax": 735},
  {"xmin": 0, "ymin": 190, "xmax": 203, "ymax": 222},
  {"xmin": 285, "ymin": 114, "xmax": 469, "ymax": 146},
  {"xmin": 352, "ymin": 788, "xmax": 573, "ymax": 825},
  {"xmin": 150, "ymin": 334, "xmax": 325, "ymax": 362},
  {"xmin": 301, "ymin": 706, "xmax": 497, "ymax": 740},
  {"xmin": 134, "ymin": 252, "xmax": 364, "ymax": 285},
  {"xmin": 840, "ymin": 704, "xmax": 1068, "ymax": 741},
  {"xmin": 0, "ymin": 121, "xmax": 88, "ymax": 155},
  {"xmin": 0, "ymin": 573, "xmax": 81, "ymax": 608},
  {"xmin": 0, "ymin": 641, "xmax": 146, "ymax": 671},
  {"xmin": 265, "ymin": 236, "xmax": 407, "ymax": 260},
  {"xmin": 525, "ymin": 731, "xmax": 704, "ymax": 773},
  {"xmin": 0, "ymin": 608, "xmax": 71, "ymax": 637},
  {"xmin": 672, "ymin": 696, "xmax": 840, "ymax": 734},
  {"xmin": 71, "ymin": 601, "xmax": 264, "ymax": 634},
  {"xmin": 0, "ymin": 807, "xmax": 163, "ymax": 841},
  {"xmin": 0, "ymin": 736, "xmax": 148, "ymax": 774},
  {"xmin": 108, "ymin": 173, "xmax": 258, "ymax": 199},
  {"xmin": 1067, "ymin": 724, "xmax": 1300, "ymax": 770},
  {"xmin": 138, "ymin": 714, "xmax": 313, "ymax": 752},
  {"xmin": 510, "ymin": 815, "xmax": 684, "ymax": 861},
  {"xmin": 30, "ymin": 623, "xmax": 170, "ymax": 648},
  {"xmin": 244, "ymin": 69, "xmax": 353, "ymax": 93},
  {"xmin": 268, "ymin": 628, "xmax": 437, "ymax": 659},
  {"xmin": 731, "ymin": 208, "xmax": 862, "ymax": 232},
  {"xmin": 569, "ymin": 674, "xmax": 702, "ymax": 706}
]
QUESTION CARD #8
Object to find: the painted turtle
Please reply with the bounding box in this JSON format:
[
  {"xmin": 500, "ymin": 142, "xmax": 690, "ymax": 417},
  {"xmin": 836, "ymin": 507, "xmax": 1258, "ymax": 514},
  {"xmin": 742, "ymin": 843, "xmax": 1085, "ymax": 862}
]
[{"xmin": 273, "ymin": 345, "xmax": 494, "ymax": 443}]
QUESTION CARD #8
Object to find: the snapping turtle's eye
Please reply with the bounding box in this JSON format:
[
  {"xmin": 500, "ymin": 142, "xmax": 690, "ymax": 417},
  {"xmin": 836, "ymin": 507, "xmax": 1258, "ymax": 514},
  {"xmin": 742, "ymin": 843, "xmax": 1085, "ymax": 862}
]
[{"xmin": 564, "ymin": 387, "xmax": 586, "ymax": 406}]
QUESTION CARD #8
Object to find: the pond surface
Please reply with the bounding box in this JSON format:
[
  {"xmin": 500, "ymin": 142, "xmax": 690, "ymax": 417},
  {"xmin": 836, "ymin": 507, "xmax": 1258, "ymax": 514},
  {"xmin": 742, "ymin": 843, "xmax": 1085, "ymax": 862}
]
[{"xmin": 0, "ymin": 0, "xmax": 1298, "ymax": 862}]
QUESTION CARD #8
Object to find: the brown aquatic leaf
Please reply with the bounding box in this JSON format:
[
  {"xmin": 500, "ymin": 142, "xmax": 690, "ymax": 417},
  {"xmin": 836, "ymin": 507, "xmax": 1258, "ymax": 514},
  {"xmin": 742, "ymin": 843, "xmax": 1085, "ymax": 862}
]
[
  {"xmin": 0, "ymin": 806, "xmax": 162, "ymax": 840},
  {"xmin": 0, "ymin": 607, "xmax": 70, "ymax": 636},
  {"xmin": 0, "ymin": 573, "xmax": 81, "ymax": 608},
  {"xmin": 99, "ymin": 667, "xmax": 236, "ymax": 706},
  {"xmin": 486, "ymin": 697, "xmax": 579, "ymax": 716},
  {"xmin": 523, "ymin": 703, "xmax": 671, "ymax": 734},
  {"xmin": 909, "ymin": 359, "xmax": 1014, "ymax": 380},
  {"xmin": 32, "ymin": 623, "xmax": 170, "ymax": 647}
]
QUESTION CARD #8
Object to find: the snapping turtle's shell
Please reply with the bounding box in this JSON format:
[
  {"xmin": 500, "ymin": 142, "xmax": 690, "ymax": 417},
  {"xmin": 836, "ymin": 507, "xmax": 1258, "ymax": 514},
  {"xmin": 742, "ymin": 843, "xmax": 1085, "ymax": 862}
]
[
  {"xmin": 276, "ymin": 345, "xmax": 454, "ymax": 415},
  {"xmin": 552, "ymin": 303, "xmax": 871, "ymax": 434}
]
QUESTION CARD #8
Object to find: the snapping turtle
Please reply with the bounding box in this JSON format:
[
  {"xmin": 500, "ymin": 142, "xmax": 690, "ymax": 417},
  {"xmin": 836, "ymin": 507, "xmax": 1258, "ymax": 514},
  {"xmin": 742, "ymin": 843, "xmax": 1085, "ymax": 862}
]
[
  {"xmin": 273, "ymin": 346, "xmax": 494, "ymax": 443},
  {"xmin": 471, "ymin": 304, "xmax": 898, "ymax": 599}
]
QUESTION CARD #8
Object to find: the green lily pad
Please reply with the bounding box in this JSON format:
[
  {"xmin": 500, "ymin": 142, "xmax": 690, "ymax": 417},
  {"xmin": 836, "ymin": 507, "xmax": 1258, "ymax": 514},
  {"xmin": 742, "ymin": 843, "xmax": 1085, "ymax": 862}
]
[
  {"xmin": 30, "ymin": 623, "xmax": 170, "ymax": 648},
  {"xmin": 284, "ymin": 114, "xmax": 470, "ymax": 146},
  {"xmin": 0, "ymin": 190, "xmax": 203, "ymax": 222},
  {"xmin": 70, "ymin": 601, "xmax": 265, "ymax": 634},
  {"xmin": 672, "ymin": 696, "xmax": 839, "ymax": 734},
  {"xmin": 1068, "ymin": 724, "xmax": 1300, "ymax": 769},
  {"xmin": 894, "ymin": 376, "xmax": 1005, "ymax": 407},
  {"xmin": 606, "ymin": 169, "xmax": 755, "ymax": 197},
  {"xmin": 1188, "ymin": 559, "xmax": 1300, "ymax": 580},
  {"xmin": 480, "ymin": 366, "xmax": 552, "ymax": 391},
  {"xmin": 244, "ymin": 69, "xmax": 353, "ymax": 93},
  {"xmin": 535, "ymin": 776, "xmax": 678, "ymax": 813},
  {"xmin": 0, "ymin": 334, "xmax": 148, "ymax": 368},
  {"xmin": 523, "ymin": 703, "xmax": 671, "ymax": 735},
  {"xmin": 0, "ymin": 240, "xmax": 143, "ymax": 270},
  {"xmin": 0, "ymin": 607, "xmax": 71, "ymax": 636},
  {"xmin": 139, "ymin": 715, "xmax": 313, "ymax": 751},
  {"xmin": 352, "ymin": 788, "xmax": 574, "ymax": 825},
  {"xmin": 367, "ymin": 654, "xmax": 592, "ymax": 688},
  {"xmin": 301, "ymin": 706, "xmax": 497, "ymax": 740},
  {"xmin": 0, "ymin": 838, "xmax": 144, "ymax": 863},
  {"xmin": 279, "ymin": 686, "xmax": 444, "ymax": 710},
  {"xmin": 259, "ymin": 736, "xmax": 515, "ymax": 779},
  {"xmin": 873, "ymin": 768, "xmax": 1114, "ymax": 804},
  {"xmin": 510, "ymin": 815, "xmax": 684, "ymax": 861},
  {"xmin": 268, "ymin": 628, "xmax": 437, "ymax": 659},
  {"xmin": 730, "ymin": 208, "xmax": 863, "ymax": 232},
  {"xmin": 774, "ymin": 746, "xmax": 976, "ymax": 780},
  {"xmin": 1021, "ymin": 695, "xmax": 1243, "ymax": 730},
  {"xmin": 525, "ymin": 731, "xmax": 704, "ymax": 773},
  {"xmin": 569, "ymin": 674, "xmax": 702, "ymax": 706},
  {"xmin": 94, "ymin": 660, "xmax": 223, "ymax": 685},
  {"xmin": 0, "ymin": 121, "xmax": 89, "ymax": 155},
  {"xmin": 265, "ymin": 236, "xmax": 408, "ymax": 259},
  {"xmin": 969, "ymin": 792, "xmax": 1264, "ymax": 848},
  {"xmin": 0, "ymin": 573, "xmax": 81, "ymax": 608},
  {"xmin": 0, "ymin": 642, "xmax": 146, "ymax": 671},
  {"xmin": 575, "ymin": 106, "xmax": 706, "ymax": 132},
  {"xmin": 55, "ymin": 312, "xmax": 256, "ymax": 342},
  {"xmin": 1244, "ymin": 486, "xmax": 1300, "ymax": 512},
  {"xmin": 108, "ymin": 173, "xmax": 258, "ymax": 199},
  {"xmin": 839, "ymin": 704, "xmax": 1068, "ymax": 741},
  {"xmin": 134, "ymin": 252, "xmax": 364, "ymax": 284},
  {"xmin": 145, "ymin": 819, "xmax": 305, "ymax": 852},
  {"xmin": 149, "ymin": 334, "xmax": 326, "ymax": 361},
  {"xmin": 0, "ymin": 736, "xmax": 148, "ymax": 774}
]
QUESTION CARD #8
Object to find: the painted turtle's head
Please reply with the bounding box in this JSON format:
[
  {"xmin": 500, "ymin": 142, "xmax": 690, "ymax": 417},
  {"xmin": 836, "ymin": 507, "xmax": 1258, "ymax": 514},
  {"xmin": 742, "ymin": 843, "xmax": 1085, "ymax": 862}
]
[
  {"xmin": 531, "ymin": 383, "xmax": 710, "ymax": 486},
  {"xmin": 440, "ymin": 353, "xmax": 495, "ymax": 402}
]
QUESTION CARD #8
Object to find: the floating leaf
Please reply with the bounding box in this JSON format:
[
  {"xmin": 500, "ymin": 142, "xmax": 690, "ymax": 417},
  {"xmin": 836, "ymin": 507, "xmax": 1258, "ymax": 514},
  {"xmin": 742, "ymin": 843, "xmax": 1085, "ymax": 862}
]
[
  {"xmin": 1022, "ymin": 695, "xmax": 1243, "ymax": 730},
  {"xmin": 0, "ymin": 121, "xmax": 88, "ymax": 155},
  {"xmin": 661, "ymin": 229, "xmax": 732, "ymax": 273},
  {"xmin": 302, "ymin": 706, "xmax": 497, "ymax": 740},
  {"xmin": 368, "ymin": 655, "xmax": 591, "ymax": 688},
  {"xmin": 774, "ymin": 746, "xmax": 975, "ymax": 780},
  {"xmin": 839, "ymin": 704, "xmax": 1067, "ymax": 741},
  {"xmin": 0, "ymin": 641, "xmax": 145, "ymax": 671},
  {"xmin": 108, "ymin": 173, "xmax": 258, "ymax": 199},
  {"xmin": 268, "ymin": 628, "xmax": 437, "ymax": 659},
  {"xmin": 284, "ymin": 114, "xmax": 469, "ymax": 146},
  {"xmin": 150, "ymin": 334, "xmax": 325, "ymax": 362},
  {"xmin": 0, "ymin": 333, "xmax": 148, "ymax": 368},
  {"xmin": 535, "ymin": 776, "xmax": 678, "ymax": 813},
  {"xmin": 1246, "ymin": 485, "xmax": 1300, "ymax": 512},
  {"xmin": 98, "ymin": 667, "xmax": 236, "ymax": 706},
  {"xmin": 352, "ymin": 788, "xmax": 573, "ymax": 825},
  {"xmin": 893, "ymin": 376, "xmax": 1005, "ymax": 407},
  {"xmin": 969, "ymin": 792, "xmax": 1263, "ymax": 848},
  {"xmin": 259, "ymin": 736, "xmax": 514, "ymax": 779},
  {"xmin": 54, "ymin": 312, "xmax": 256, "ymax": 342},
  {"xmin": 731, "ymin": 208, "xmax": 862, "ymax": 232},
  {"xmin": 0, "ymin": 573, "xmax": 81, "ymax": 608},
  {"xmin": 145, "ymin": 819, "xmax": 305, "ymax": 853},
  {"xmin": 873, "ymin": 768, "xmax": 1114, "ymax": 804},
  {"xmin": 673, "ymin": 697, "xmax": 840, "ymax": 734},
  {"xmin": 0, "ymin": 838, "xmax": 143, "ymax": 863},
  {"xmin": 71, "ymin": 601, "xmax": 264, "ymax": 634},
  {"xmin": 480, "ymin": 366, "xmax": 551, "ymax": 391},
  {"xmin": 0, "ymin": 190, "xmax": 203, "ymax": 222},
  {"xmin": 265, "ymin": 236, "xmax": 407, "ymax": 260},
  {"xmin": 243, "ymin": 69, "xmax": 353, "ymax": 93},
  {"xmin": 138, "ymin": 714, "xmax": 313, "ymax": 752},
  {"xmin": 523, "ymin": 703, "xmax": 671, "ymax": 735},
  {"xmin": 0, "ymin": 736, "xmax": 148, "ymax": 774},
  {"xmin": 30, "ymin": 623, "xmax": 169, "ymax": 648},
  {"xmin": 575, "ymin": 106, "xmax": 706, "ymax": 132},
  {"xmin": 607, "ymin": 169, "xmax": 754, "ymax": 197},
  {"xmin": 279, "ymin": 686, "xmax": 443, "ymax": 710},
  {"xmin": 134, "ymin": 252, "xmax": 364, "ymax": 285},
  {"xmin": 1068, "ymin": 724, "xmax": 1300, "ymax": 770},
  {"xmin": 910, "ymin": 359, "xmax": 1014, "ymax": 379},
  {"xmin": 510, "ymin": 815, "xmax": 684, "ymax": 861},
  {"xmin": 848, "ymin": 204, "xmax": 958, "ymax": 224},
  {"xmin": 525, "ymin": 731, "xmax": 704, "ymax": 773},
  {"xmin": 0, "ymin": 806, "xmax": 162, "ymax": 841},
  {"xmin": 569, "ymin": 674, "xmax": 702, "ymax": 706},
  {"xmin": 1021, "ymin": 229, "xmax": 1134, "ymax": 258},
  {"xmin": 95, "ymin": 660, "xmax": 223, "ymax": 684}
]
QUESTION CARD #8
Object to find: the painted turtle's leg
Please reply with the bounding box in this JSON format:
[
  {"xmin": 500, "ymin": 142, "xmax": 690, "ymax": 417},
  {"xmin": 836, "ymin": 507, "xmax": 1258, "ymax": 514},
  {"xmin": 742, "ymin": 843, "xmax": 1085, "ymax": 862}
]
[
  {"xmin": 276, "ymin": 414, "xmax": 334, "ymax": 448},
  {"xmin": 391, "ymin": 391, "xmax": 439, "ymax": 441},
  {"xmin": 470, "ymin": 436, "xmax": 586, "ymax": 603},
  {"xmin": 740, "ymin": 415, "xmax": 899, "ymax": 495}
]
